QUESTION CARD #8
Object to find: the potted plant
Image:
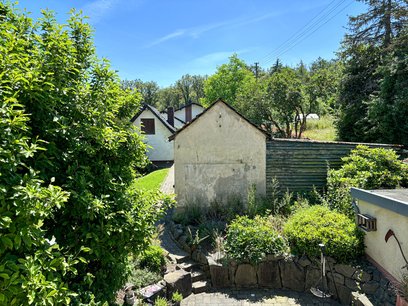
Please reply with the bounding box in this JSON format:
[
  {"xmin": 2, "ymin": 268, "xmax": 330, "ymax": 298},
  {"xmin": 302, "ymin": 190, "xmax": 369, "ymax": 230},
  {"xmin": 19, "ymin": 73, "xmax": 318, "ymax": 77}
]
[{"xmin": 397, "ymin": 273, "xmax": 408, "ymax": 306}]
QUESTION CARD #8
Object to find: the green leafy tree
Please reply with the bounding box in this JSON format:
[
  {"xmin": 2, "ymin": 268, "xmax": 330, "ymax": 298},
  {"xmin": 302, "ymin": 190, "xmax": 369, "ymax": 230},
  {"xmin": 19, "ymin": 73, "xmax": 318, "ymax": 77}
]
[
  {"xmin": 368, "ymin": 29, "xmax": 408, "ymax": 145},
  {"xmin": 176, "ymin": 74, "xmax": 206, "ymax": 105},
  {"xmin": 307, "ymin": 58, "xmax": 343, "ymax": 114},
  {"xmin": 345, "ymin": 0, "xmax": 407, "ymax": 47},
  {"xmin": 203, "ymin": 54, "xmax": 255, "ymax": 106},
  {"xmin": 0, "ymin": 3, "xmax": 169, "ymax": 303},
  {"xmin": 337, "ymin": 0, "xmax": 407, "ymax": 143},
  {"xmin": 122, "ymin": 79, "xmax": 160, "ymax": 106}
]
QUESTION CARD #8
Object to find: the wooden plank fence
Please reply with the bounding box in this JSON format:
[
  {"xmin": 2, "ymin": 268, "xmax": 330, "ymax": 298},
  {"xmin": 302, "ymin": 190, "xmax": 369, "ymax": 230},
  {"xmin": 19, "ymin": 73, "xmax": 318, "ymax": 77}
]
[{"xmin": 266, "ymin": 139, "xmax": 404, "ymax": 194}]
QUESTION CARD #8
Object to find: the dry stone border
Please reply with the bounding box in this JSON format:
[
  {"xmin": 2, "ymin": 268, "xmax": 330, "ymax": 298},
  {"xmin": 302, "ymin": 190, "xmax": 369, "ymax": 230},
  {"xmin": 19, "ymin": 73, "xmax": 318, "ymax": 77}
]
[{"xmin": 208, "ymin": 254, "xmax": 397, "ymax": 305}]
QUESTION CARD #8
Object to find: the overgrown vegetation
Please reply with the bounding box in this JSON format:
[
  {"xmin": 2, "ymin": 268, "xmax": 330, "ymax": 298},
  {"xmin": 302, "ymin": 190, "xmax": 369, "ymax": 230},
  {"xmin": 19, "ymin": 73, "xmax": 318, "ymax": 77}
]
[
  {"xmin": 284, "ymin": 206, "xmax": 364, "ymax": 263},
  {"xmin": 302, "ymin": 115, "xmax": 336, "ymax": 141},
  {"xmin": 0, "ymin": 3, "xmax": 170, "ymax": 304},
  {"xmin": 225, "ymin": 216, "xmax": 287, "ymax": 264}
]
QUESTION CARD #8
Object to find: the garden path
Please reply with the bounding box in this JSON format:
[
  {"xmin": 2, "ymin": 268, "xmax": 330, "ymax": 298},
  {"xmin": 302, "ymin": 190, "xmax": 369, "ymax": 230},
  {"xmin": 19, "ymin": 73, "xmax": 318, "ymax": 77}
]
[
  {"xmin": 160, "ymin": 164, "xmax": 174, "ymax": 194},
  {"xmin": 181, "ymin": 288, "xmax": 340, "ymax": 306}
]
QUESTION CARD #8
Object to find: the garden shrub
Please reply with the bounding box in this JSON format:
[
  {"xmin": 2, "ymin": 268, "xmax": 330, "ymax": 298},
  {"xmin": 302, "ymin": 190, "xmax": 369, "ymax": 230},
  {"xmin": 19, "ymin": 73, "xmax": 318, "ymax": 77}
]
[
  {"xmin": 0, "ymin": 3, "xmax": 170, "ymax": 303},
  {"xmin": 284, "ymin": 205, "xmax": 364, "ymax": 262},
  {"xmin": 127, "ymin": 268, "xmax": 162, "ymax": 289},
  {"xmin": 326, "ymin": 145, "xmax": 408, "ymax": 216},
  {"xmin": 139, "ymin": 245, "xmax": 166, "ymax": 273},
  {"xmin": 225, "ymin": 216, "xmax": 287, "ymax": 264}
]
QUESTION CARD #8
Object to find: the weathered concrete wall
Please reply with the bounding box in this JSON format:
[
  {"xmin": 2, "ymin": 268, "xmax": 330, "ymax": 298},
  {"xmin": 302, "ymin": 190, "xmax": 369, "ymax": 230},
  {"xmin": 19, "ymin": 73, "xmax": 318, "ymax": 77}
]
[
  {"xmin": 357, "ymin": 199, "xmax": 408, "ymax": 283},
  {"xmin": 174, "ymin": 102, "xmax": 266, "ymax": 207},
  {"xmin": 133, "ymin": 109, "xmax": 174, "ymax": 161}
]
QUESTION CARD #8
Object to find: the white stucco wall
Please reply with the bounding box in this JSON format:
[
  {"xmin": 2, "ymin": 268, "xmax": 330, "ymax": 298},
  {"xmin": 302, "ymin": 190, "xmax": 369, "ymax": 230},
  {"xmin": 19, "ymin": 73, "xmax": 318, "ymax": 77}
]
[
  {"xmin": 174, "ymin": 104, "xmax": 204, "ymax": 122},
  {"xmin": 358, "ymin": 199, "xmax": 408, "ymax": 282},
  {"xmin": 174, "ymin": 102, "xmax": 266, "ymax": 207},
  {"xmin": 133, "ymin": 109, "xmax": 174, "ymax": 161}
]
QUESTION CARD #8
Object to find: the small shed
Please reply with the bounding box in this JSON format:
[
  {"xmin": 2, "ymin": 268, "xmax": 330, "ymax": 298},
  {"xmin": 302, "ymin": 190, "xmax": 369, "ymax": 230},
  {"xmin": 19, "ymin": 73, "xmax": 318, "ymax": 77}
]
[
  {"xmin": 351, "ymin": 188, "xmax": 408, "ymax": 283},
  {"xmin": 170, "ymin": 99, "xmax": 268, "ymax": 207}
]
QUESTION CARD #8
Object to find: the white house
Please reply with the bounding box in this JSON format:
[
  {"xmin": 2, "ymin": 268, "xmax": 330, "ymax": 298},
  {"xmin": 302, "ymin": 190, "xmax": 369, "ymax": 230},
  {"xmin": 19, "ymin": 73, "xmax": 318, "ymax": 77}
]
[
  {"xmin": 131, "ymin": 104, "xmax": 176, "ymax": 165},
  {"xmin": 132, "ymin": 102, "xmax": 204, "ymax": 166}
]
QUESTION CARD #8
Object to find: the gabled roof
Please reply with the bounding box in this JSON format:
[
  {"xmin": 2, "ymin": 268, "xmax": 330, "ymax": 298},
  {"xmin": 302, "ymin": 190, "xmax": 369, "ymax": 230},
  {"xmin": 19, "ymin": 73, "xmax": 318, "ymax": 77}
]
[
  {"xmin": 174, "ymin": 101, "xmax": 204, "ymax": 112},
  {"xmin": 131, "ymin": 104, "xmax": 176, "ymax": 133},
  {"xmin": 169, "ymin": 99, "xmax": 269, "ymax": 141}
]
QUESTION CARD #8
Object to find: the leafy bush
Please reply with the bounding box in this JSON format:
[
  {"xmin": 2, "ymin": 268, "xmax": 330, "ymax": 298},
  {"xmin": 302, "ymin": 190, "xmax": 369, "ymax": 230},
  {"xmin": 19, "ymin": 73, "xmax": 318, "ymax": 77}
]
[
  {"xmin": 326, "ymin": 145, "xmax": 408, "ymax": 216},
  {"xmin": 0, "ymin": 3, "xmax": 170, "ymax": 303},
  {"xmin": 139, "ymin": 245, "xmax": 166, "ymax": 273},
  {"xmin": 284, "ymin": 206, "xmax": 364, "ymax": 262},
  {"xmin": 225, "ymin": 216, "xmax": 287, "ymax": 264}
]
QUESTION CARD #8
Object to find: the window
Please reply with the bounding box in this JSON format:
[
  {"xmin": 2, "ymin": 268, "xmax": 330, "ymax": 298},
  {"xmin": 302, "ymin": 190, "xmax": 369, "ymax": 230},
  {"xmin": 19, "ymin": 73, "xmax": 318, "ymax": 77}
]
[{"xmin": 141, "ymin": 118, "xmax": 155, "ymax": 134}]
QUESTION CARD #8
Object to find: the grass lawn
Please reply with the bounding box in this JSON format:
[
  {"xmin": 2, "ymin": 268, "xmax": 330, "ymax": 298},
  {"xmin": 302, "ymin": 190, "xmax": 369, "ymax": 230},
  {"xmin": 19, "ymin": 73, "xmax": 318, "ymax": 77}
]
[
  {"xmin": 302, "ymin": 115, "xmax": 337, "ymax": 141},
  {"xmin": 135, "ymin": 168, "xmax": 169, "ymax": 191}
]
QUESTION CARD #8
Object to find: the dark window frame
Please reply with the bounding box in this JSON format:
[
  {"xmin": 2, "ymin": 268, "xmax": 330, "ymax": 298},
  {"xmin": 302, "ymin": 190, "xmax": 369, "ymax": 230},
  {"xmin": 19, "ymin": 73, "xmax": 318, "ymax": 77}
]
[{"xmin": 141, "ymin": 118, "xmax": 155, "ymax": 134}]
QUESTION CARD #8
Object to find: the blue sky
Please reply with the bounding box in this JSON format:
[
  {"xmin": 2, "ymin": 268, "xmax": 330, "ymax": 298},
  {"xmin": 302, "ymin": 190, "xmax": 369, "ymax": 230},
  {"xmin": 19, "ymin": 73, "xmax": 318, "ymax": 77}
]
[{"xmin": 16, "ymin": 0, "xmax": 365, "ymax": 87}]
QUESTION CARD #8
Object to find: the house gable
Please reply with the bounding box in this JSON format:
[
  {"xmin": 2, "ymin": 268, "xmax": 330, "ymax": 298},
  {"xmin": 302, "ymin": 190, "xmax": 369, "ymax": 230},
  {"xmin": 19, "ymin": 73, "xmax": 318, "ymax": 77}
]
[
  {"xmin": 173, "ymin": 99, "xmax": 267, "ymax": 206},
  {"xmin": 132, "ymin": 106, "xmax": 174, "ymax": 162}
]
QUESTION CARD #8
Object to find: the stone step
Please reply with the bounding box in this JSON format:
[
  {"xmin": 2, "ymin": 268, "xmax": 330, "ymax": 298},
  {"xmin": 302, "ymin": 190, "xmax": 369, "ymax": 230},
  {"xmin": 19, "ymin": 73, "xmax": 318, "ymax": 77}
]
[
  {"xmin": 177, "ymin": 260, "xmax": 199, "ymax": 272},
  {"xmin": 168, "ymin": 253, "xmax": 190, "ymax": 264},
  {"xmin": 192, "ymin": 281, "xmax": 210, "ymax": 294},
  {"xmin": 191, "ymin": 269, "xmax": 206, "ymax": 282}
]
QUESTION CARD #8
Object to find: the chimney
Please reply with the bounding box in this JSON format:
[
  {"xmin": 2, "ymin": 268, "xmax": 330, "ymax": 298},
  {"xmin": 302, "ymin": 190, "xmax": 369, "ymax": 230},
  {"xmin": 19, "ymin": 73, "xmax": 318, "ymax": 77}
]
[
  {"xmin": 167, "ymin": 107, "xmax": 174, "ymax": 127},
  {"xmin": 185, "ymin": 104, "xmax": 192, "ymax": 122}
]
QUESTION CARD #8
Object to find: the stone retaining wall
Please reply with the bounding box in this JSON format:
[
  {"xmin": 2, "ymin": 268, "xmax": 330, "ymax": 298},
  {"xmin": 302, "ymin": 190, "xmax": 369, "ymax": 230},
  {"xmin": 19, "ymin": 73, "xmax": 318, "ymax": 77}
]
[
  {"xmin": 208, "ymin": 255, "xmax": 397, "ymax": 305},
  {"xmin": 167, "ymin": 219, "xmax": 398, "ymax": 305}
]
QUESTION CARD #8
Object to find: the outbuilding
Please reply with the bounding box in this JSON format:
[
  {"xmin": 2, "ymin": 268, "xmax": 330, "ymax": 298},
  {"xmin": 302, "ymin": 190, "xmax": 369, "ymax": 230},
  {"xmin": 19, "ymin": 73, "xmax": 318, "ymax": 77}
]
[{"xmin": 170, "ymin": 99, "xmax": 268, "ymax": 207}]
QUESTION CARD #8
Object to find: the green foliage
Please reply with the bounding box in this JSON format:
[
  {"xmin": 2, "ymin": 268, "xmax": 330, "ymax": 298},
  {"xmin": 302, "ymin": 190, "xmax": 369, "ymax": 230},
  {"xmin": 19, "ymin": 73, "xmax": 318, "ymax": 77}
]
[
  {"xmin": 330, "ymin": 145, "xmax": 407, "ymax": 189},
  {"xmin": 225, "ymin": 216, "xmax": 287, "ymax": 264},
  {"xmin": 135, "ymin": 168, "xmax": 170, "ymax": 191},
  {"xmin": 368, "ymin": 30, "xmax": 408, "ymax": 145},
  {"xmin": 326, "ymin": 145, "xmax": 408, "ymax": 216},
  {"xmin": 186, "ymin": 228, "xmax": 209, "ymax": 251},
  {"xmin": 0, "ymin": 3, "xmax": 170, "ymax": 303},
  {"xmin": 246, "ymin": 184, "xmax": 258, "ymax": 218},
  {"xmin": 154, "ymin": 296, "xmax": 169, "ymax": 306},
  {"xmin": 284, "ymin": 206, "xmax": 364, "ymax": 262},
  {"xmin": 337, "ymin": 0, "xmax": 408, "ymax": 144},
  {"xmin": 203, "ymin": 54, "xmax": 255, "ymax": 107},
  {"xmin": 127, "ymin": 268, "xmax": 162, "ymax": 290},
  {"xmin": 172, "ymin": 202, "xmax": 206, "ymax": 226},
  {"xmin": 139, "ymin": 245, "xmax": 166, "ymax": 273},
  {"xmin": 171, "ymin": 291, "xmax": 183, "ymax": 303}
]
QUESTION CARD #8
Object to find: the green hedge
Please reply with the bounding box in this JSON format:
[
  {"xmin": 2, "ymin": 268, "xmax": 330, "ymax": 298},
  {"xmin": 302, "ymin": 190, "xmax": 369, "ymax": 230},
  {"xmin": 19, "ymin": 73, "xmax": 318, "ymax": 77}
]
[
  {"xmin": 284, "ymin": 205, "xmax": 364, "ymax": 262},
  {"xmin": 225, "ymin": 216, "xmax": 287, "ymax": 264}
]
